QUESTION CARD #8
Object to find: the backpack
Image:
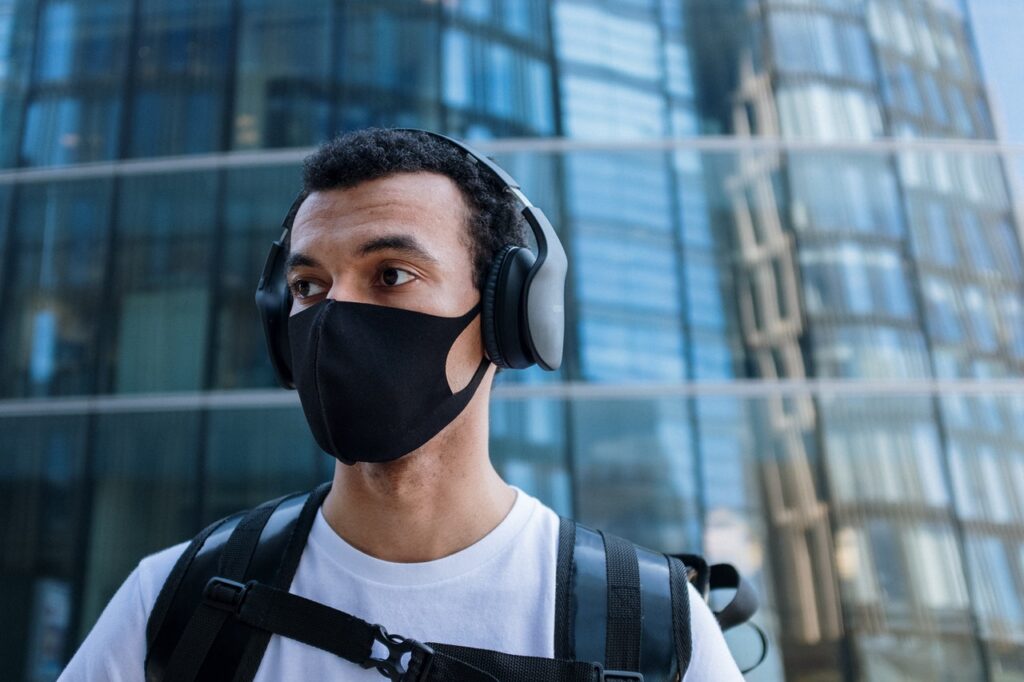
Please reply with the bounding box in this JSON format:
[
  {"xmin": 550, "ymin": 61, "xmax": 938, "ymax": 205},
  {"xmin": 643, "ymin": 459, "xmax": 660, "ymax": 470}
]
[{"xmin": 144, "ymin": 482, "xmax": 763, "ymax": 681}]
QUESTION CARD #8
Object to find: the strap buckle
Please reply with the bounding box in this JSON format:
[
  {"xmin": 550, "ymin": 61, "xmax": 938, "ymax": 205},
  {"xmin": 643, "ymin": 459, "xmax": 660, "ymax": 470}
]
[
  {"xmin": 361, "ymin": 624, "xmax": 435, "ymax": 682},
  {"xmin": 202, "ymin": 576, "xmax": 250, "ymax": 614},
  {"xmin": 599, "ymin": 668, "xmax": 644, "ymax": 682}
]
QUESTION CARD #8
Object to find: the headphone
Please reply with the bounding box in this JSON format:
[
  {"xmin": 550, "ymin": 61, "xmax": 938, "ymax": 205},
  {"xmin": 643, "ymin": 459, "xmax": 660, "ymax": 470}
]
[{"xmin": 254, "ymin": 129, "xmax": 567, "ymax": 390}]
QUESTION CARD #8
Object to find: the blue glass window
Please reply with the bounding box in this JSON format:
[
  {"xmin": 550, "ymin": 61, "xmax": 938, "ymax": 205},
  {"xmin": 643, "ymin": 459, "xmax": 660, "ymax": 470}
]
[
  {"xmin": 109, "ymin": 172, "xmax": 218, "ymax": 393},
  {"xmin": 770, "ymin": 10, "xmax": 873, "ymax": 83},
  {"xmin": 128, "ymin": 0, "xmax": 232, "ymax": 157},
  {"xmin": 0, "ymin": 180, "xmax": 112, "ymax": 398},
  {"xmin": 232, "ymin": 0, "xmax": 331, "ymax": 149},
  {"xmin": 21, "ymin": 94, "xmax": 121, "ymax": 166}
]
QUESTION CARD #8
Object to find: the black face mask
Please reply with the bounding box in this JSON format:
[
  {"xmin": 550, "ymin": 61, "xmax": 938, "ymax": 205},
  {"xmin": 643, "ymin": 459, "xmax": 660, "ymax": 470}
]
[{"xmin": 288, "ymin": 298, "xmax": 490, "ymax": 464}]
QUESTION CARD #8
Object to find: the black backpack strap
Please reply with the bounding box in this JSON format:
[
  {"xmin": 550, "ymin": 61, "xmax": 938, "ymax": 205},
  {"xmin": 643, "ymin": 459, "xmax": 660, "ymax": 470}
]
[
  {"xmin": 558, "ymin": 519, "xmax": 683, "ymax": 682},
  {"xmin": 569, "ymin": 523, "xmax": 608, "ymax": 667},
  {"xmin": 708, "ymin": 563, "xmax": 759, "ymax": 631},
  {"xmin": 600, "ymin": 532, "xmax": 642, "ymax": 674},
  {"xmin": 666, "ymin": 556, "xmax": 693, "ymax": 676},
  {"xmin": 145, "ymin": 482, "xmax": 331, "ymax": 682},
  {"xmin": 190, "ymin": 575, "xmax": 640, "ymax": 682},
  {"xmin": 146, "ymin": 509, "xmax": 243, "ymax": 661},
  {"xmin": 163, "ymin": 494, "xmax": 288, "ymax": 681},
  {"xmin": 634, "ymin": 546, "xmax": 674, "ymax": 680},
  {"xmin": 554, "ymin": 515, "xmax": 576, "ymax": 659},
  {"xmin": 671, "ymin": 553, "xmax": 759, "ymax": 632}
]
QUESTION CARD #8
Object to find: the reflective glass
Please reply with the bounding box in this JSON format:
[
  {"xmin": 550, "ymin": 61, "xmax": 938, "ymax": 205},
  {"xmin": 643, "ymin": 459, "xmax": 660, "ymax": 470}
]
[
  {"xmin": 966, "ymin": 534, "xmax": 1024, "ymax": 641},
  {"xmin": 21, "ymin": 0, "xmax": 130, "ymax": 165},
  {"xmin": 214, "ymin": 165, "xmax": 298, "ymax": 389},
  {"xmin": 490, "ymin": 396, "xmax": 572, "ymax": 517},
  {"xmin": 0, "ymin": 0, "xmax": 46, "ymax": 167},
  {"xmin": 108, "ymin": 172, "xmax": 217, "ymax": 393},
  {"xmin": 789, "ymin": 155, "xmax": 905, "ymax": 237},
  {"xmin": 335, "ymin": 4, "xmax": 440, "ymax": 132},
  {"xmin": 203, "ymin": 407, "xmax": 320, "ymax": 522},
  {"xmin": 128, "ymin": 0, "xmax": 232, "ymax": 157},
  {"xmin": 0, "ymin": 415, "xmax": 88, "ymax": 681},
  {"xmin": 857, "ymin": 633, "xmax": 984, "ymax": 681},
  {"xmin": 232, "ymin": 0, "xmax": 331, "ymax": 149},
  {"xmin": 572, "ymin": 397, "xmax": 700, "ymax": 552},
  {"xmin": 79, "ymin": 410, "xmax": 201, "ymax": 639},
  {"xmin": 0, "ymin": 180, "xmax": 112, "ymax": 398},
  {"xmin": 770, "ymin": 10, "xmax": 874, "ymax": 83},
  {"xmin": 821, "ymin": 397, "xmax": 949, "ymax": 505}
]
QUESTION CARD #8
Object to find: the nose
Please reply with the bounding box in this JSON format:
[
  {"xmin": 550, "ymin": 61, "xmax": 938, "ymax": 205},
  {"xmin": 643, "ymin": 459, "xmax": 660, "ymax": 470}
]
[{"xmin": 324, "ymin": 277, "xmax": 370, "ymax": 305}]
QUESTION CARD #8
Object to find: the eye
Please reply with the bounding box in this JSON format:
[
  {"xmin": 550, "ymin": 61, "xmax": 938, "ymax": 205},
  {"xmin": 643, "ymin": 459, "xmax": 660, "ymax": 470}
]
[
  {"xmin": 378, "ymin": 266, "xmax": 416, "ymax": 288},
  {"xmin": 289, "ymin": 278, "xmax": 327, "ymax": 300}
]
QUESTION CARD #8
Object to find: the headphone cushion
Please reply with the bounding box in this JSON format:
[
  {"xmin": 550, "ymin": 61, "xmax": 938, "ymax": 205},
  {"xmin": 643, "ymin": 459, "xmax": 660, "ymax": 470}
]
[
  {"xmin": 482, "ymin": 244, "xmax": 518, "ymax": 369},
  {"xmin": 483, "ymin": 244, "xmax": 537, "ymax": 370}
]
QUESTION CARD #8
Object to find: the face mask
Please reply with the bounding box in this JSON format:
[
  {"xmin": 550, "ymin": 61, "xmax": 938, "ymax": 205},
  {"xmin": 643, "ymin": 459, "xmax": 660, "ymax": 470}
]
[{"xmin": 288, "ymin": 298, "xmax": 490, "ymax": 464}]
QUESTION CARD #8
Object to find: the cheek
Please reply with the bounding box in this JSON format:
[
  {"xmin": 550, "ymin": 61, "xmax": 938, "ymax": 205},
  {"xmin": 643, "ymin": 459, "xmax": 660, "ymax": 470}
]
[{"xmin": 444, "ymin": 314, "xmax": 483, "ymax": 392}]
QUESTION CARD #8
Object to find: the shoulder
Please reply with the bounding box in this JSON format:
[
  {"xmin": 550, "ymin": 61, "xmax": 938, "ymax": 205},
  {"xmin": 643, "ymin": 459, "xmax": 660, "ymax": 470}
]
[
  {"xmin": 683, "ymin": 581, "xmax": 745, "ymax": 682},
  {"xmin": 57, "ymin": 540, "xmax": 190, "ymax": 681},
  {"xmin": 136, "ymin": 540, "xmax": 191, "ymax": 614}
]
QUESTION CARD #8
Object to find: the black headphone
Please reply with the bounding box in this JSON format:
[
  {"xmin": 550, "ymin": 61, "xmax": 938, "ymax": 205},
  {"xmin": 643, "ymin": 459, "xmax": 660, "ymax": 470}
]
[{"xmin": 254, "ymin": 129, "xmax": 567, "ymax": 390}]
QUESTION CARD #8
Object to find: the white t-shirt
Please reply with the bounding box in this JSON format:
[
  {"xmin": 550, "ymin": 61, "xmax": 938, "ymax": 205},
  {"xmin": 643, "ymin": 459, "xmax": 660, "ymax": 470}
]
[{"xmin": 59, "ymin": 489, "xmax": 743, "ymax": 681}]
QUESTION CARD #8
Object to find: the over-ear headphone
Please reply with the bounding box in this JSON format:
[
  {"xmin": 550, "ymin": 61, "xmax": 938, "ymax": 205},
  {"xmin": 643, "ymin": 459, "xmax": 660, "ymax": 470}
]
[{"xmin": 254, "ymin": 129, "xmax": 567, "ymax": 390}]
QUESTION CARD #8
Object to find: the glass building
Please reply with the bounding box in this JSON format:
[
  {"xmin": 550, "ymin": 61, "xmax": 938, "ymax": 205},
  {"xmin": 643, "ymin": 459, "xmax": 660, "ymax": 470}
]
[{"xmin": 0, "ymin": 1, "xmax": 1020, "ymax": 680}]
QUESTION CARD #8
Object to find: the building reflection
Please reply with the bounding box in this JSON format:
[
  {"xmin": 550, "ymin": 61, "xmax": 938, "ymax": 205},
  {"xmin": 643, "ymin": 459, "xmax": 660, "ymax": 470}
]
[{"xmin": 0, "ymin": 1, "xmax": 1022, "ymax": 680}]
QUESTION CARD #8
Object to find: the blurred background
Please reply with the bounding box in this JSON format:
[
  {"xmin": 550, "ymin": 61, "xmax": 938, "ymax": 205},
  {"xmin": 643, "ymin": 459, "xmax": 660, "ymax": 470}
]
[{"xmin": 0, "ymin": 0, "xmax": 1022, "ymax": 679}]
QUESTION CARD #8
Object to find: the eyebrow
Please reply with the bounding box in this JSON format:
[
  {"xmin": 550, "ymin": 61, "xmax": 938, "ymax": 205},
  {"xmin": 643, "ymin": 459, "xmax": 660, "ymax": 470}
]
[
  {"xmin": 356, "ymin": 234, "xmax": 440, "ymax": 265},
  {"xmin": 285, "ymin": 233, "xmax": 440, "ymax": 274},
  {"xmin": 285, "ymin": 252, "xmax": 322, "ymax": 272}
]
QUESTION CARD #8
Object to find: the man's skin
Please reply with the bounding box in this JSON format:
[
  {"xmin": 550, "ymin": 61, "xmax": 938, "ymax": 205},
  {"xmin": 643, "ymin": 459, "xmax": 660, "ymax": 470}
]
[{"xmin": 285, "ymin": 171, "xmax": 517, "ymax": 563}]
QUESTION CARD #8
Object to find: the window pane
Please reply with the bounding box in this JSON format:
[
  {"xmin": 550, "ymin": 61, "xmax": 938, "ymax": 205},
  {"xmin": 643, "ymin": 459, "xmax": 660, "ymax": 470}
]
[
  {"xmin": 128, "ymin": 0, "xmax": 232, "ymax": 157},
  {"xmin": 0, "ymin": 180, "xmax": 112, "ymax": 398},
  {"xmin": 203, "ymin": 407, "xmax": 320, "ymax": 522},
  {"xmin": 215, "ymin": 165, "xmax": 298, "ymax": 389},
  {"xmin": 109, "ymin": 172, "xmax": 217, "ymax": 393},
  {"xmin": 0, "ymin": 415, "xmax": 88, "ymax": 681},
  {"xmin": 232, "ymin": 0, "xmax": 332, "ymax": 149},
  {"xmin": 78, "ymin": 411, "xmax": 200, "ymax": 638}
]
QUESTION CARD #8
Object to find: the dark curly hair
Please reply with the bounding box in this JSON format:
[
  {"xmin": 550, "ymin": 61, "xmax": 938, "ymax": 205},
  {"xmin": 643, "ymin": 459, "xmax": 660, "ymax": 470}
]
[{"xmin": 299, "ymin": 127, "xmax": 527, "ymax": 292}]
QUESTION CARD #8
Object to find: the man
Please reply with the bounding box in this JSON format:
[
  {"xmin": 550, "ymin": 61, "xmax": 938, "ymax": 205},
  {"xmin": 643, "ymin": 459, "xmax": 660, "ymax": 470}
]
[{"xmin": 60, "ymin": 128, "xmax": 744, "ymax": 680}]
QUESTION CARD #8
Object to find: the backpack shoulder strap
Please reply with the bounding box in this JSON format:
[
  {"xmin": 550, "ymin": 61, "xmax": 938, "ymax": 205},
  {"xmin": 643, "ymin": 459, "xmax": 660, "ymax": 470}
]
[
  {"xmin": 145, "ymin": 481, "xmax": 331, "ymax": 682},
  {"xmin": 555, "ymin": 517, "xmax": 685, "ymax": 681}
]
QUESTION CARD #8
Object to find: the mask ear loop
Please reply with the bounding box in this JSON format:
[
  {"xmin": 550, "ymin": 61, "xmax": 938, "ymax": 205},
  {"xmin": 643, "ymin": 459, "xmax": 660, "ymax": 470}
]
[{"xmin": 445, "ymin": 300, "xmax": 490, "ymax": 397}]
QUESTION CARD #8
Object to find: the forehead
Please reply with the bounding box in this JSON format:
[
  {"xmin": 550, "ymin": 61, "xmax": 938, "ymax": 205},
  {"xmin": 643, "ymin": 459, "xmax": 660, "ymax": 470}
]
[{"xmin": 290, "ymin": 172, "xmax": 471, "ymax": 251}]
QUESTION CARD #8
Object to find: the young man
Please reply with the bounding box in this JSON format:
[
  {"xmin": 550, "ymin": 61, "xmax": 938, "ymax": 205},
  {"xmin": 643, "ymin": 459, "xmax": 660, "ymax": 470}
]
[{"xmin": 59, "ymin": 128, "xmax": 745, "ymax": 680}]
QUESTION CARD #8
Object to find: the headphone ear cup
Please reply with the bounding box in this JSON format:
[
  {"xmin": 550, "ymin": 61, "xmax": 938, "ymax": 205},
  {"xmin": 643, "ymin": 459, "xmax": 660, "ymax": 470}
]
[
  {"xmin": 482, "ymin": 244, "xmax": 536, "ymax": 370},
  {"xmin": 255, "ymin": 239, "xmax": 296, "ymax": 389}
]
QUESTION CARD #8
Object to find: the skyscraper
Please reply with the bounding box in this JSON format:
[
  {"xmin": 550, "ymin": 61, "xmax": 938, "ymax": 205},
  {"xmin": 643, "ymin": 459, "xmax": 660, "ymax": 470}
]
[{"xmin": 0, "ymin": 1, "xmax": 1020, "ymax": 680}]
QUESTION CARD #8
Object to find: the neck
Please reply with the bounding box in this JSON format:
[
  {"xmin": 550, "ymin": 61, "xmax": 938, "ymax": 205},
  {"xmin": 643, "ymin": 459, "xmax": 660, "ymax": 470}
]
[{"xmin": 320, "ymin": 401, "xmax": 515, "ymax": 563}]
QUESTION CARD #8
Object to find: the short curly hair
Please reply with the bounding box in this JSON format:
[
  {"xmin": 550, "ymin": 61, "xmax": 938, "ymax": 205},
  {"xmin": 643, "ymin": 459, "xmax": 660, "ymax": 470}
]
[{"xmin": 300, "ymin": 127, "xmax": 528, "ymax": 292}]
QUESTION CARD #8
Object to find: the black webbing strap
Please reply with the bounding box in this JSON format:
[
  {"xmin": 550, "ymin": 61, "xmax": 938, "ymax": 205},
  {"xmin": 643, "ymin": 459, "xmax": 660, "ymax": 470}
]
[
  {"xmin": 600, "ymin": 532, "xmax": 642, "ymax": 674},
  {"xmin": 198, "ymin": 577, "xmax": 635, "ymax": 682},
  {"xmin": 554, "ymin": 516, "xmax": 576, "ymax": 660},
  {"xmin": 707, "ymin": 563, "xmax": 759, "ymax": 631},
  {"xmin": 571, "ymin": 525, "xmax": 607, "ymax": 667},
  {"xmin": 673, "ymin": 553, "xmax": 708, "ymax": 598},
  {"xmin": 666, "ymin": 556, "xmax": 693, "ymax": 676},
  {"xmin": 146, "ymin": 511, "xmax": 239, "ymax": 655},
  {"xmin": 163, "ymin": 493, "xmax": 293, "ymax": 681},
  {"xmin": 429, "ymin": 643, "xmax": 630, "ymax": 682},
  {"xmin": 231, "ymin": 481, "xmax": 331, "ymax": 682}
]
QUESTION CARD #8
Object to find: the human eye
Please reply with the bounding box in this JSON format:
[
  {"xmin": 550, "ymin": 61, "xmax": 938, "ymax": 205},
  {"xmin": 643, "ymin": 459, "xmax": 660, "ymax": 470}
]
[
  {"xmin": 377, "ymin": 265, "xmax": 417, "ymax": 288},
  {"xmin": 288, "ymin": 278, "xmax": 327, "ymax": 300}
]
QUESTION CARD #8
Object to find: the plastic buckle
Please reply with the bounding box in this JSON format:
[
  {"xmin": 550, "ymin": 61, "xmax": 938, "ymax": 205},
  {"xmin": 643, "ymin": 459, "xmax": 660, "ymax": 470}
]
[
  {"xmin": 599, "ymin": 668, "xmax": 644, "ymax": 682},
  {"xmin": 202, "ymin": 577, "xmax": 250, "ymax": 613},
  {"xmin": 361, "ymin": 624, "xmax": 435, "ymax": 682}
]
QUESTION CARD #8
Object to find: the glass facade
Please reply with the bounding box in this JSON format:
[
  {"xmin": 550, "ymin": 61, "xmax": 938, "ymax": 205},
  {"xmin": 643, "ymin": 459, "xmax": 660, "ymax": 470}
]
[{"xmin": 0, "ymin": 1, "xmax": 1021, "ymax": 680}]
